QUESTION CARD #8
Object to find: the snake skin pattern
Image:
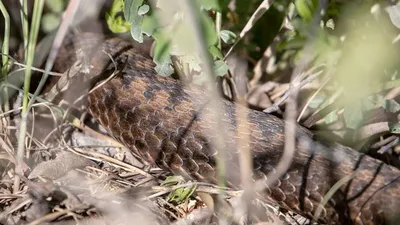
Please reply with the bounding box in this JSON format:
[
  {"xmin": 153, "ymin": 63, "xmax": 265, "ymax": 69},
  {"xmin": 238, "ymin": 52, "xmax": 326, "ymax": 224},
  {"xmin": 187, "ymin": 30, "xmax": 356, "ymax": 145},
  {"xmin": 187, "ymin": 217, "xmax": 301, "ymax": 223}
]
[{"xmin": 56, "ymin": 35, "xmax": 400, "ymax": 224}]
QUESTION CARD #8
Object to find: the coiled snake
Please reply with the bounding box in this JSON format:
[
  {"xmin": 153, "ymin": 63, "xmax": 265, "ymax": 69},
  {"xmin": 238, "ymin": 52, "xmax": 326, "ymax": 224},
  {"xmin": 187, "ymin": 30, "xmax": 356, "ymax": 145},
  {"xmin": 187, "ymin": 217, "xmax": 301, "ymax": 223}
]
[{"xmin": 53, "ymin": 34, "xmax": 400, "ymax": 224}]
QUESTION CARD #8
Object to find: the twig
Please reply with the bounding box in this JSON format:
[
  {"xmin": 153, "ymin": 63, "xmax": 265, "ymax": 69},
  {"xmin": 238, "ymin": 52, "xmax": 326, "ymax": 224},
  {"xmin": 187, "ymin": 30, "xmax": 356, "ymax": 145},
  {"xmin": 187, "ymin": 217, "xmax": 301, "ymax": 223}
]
[
  {"xmin": 377, "ymin": 137, "xmax": 399, "ymax": 154},
  {"xmin": 0, "ymin": 53, "xmax": 64, "ymax": 76},
  {"xmin": 27, "ymin": 204, "xmax": 89, "ymax": 225},
  {"xmin": 264, "ymin": 68, "xmax": 324, "ymax": 114},
  {"xmin": 63, "ymin": 143, "xmax": 153, "ymax": 179},
  {"xmin": 224, "ymin": 0, "xmax": 275, "ymax": 59},
  {"xmin": 297, "ymin": 75, "xmax": 332, "ymax": 122}
]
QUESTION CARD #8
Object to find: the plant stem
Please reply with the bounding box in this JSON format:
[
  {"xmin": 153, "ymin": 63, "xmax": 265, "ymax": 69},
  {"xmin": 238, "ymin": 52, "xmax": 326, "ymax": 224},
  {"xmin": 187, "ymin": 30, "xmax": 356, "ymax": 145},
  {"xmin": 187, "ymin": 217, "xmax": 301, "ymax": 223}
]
[
  {"xmin": 20, "ymin": 0, "xmax": 29, "ymax": 54},
  {"xmin": 0, "ymin": 1, "xmax": 10, "ymax": 76},
  {"xmin": 15, "ymin": 0, "xmax": 44, "ymax": 192}
]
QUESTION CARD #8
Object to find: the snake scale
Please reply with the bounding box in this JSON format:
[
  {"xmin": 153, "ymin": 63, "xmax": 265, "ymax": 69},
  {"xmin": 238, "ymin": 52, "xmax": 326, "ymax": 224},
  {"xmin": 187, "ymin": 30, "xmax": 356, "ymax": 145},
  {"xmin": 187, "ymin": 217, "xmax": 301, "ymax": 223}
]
[{"xmin": 53, "ymin": 34, "xmax": 400, "ymax": 224}]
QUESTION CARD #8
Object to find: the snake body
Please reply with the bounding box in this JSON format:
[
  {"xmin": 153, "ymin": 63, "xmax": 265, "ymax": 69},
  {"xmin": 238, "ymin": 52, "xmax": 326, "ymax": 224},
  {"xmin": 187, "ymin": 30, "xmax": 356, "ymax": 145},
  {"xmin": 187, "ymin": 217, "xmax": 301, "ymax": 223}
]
[{"xmin": 56, "ymin": 35, "xmax": 400, "ymax": 224}]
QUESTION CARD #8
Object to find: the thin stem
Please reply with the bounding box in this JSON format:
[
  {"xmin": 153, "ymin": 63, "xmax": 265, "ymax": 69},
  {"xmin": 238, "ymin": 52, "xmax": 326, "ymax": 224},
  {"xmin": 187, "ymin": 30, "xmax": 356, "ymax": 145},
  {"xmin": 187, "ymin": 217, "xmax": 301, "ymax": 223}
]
[
  {"xmin": 0, "ymin": 1, "xmax": 10, "ymax": 113},
  {"xmin": 20, "ymin": 0, "xmax": 29, "ymax": 53},
  {"xmin": 215, "ymin": 11, "xmax": 222, "ymax": 50},
  {"xmin": 15, "ymin": 0, "xmax": 44, "ymax": 192},
  {"xmin": 0, "ymin": 1, "xmax": 10, "ymax": 76}
]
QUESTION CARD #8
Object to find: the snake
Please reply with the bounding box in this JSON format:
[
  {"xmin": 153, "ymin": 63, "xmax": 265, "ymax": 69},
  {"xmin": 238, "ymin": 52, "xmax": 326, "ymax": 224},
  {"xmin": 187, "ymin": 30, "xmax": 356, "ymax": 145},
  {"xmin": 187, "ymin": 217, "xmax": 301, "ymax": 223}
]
[{"xmin": 52, "ymin": 34, "xmax": 400, "ymax": 224}]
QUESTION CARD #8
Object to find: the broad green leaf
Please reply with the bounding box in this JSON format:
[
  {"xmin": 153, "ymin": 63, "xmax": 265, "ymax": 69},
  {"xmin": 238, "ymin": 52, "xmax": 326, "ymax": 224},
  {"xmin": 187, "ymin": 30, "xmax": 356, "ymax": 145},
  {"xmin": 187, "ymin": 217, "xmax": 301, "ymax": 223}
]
[
  {"xmin": 141, "ymin": 15, "xmax": 157, "ymax": 36},
  {"xmin": 201, "ymin": 13, "xmax": 218, "ymax": 47},
  {"xmin": 153, "ymin": 32, "xmax": 171, "ymax": 63},
  {"xmin": 130, "ymin": 16, "xmax": 144, "ymax": 42},
  {"xmin": 294, "ymin": 0, "xmax": 317, "ymax": 21},
  {"xmin": 213, "ymin": 60, "xmax": 228, "ymax": 76},
  {"xmin": 295, "ymin": 0, "xmax": 312, "ymax": 21},
  {"xmin": 123, "ymin": 1, "xmax": 158, "ymax": 43},
  {"xmin": 124, "ymin": 0, "xmax": 144, "ymax": 23},
  {"xmin": 343, "ymin": 102, "xmax": 363, "ymax": 129},
  {"xmin": 155, "ymin": 56, "xmax": 174, "ymax": 76},
  {"xmin": 208, "ymin": 45, "xmax": 223, "ymax": 59},
  {"xmin": 220, "ymin": 30, "xmax": 236, "ymax": 44}
]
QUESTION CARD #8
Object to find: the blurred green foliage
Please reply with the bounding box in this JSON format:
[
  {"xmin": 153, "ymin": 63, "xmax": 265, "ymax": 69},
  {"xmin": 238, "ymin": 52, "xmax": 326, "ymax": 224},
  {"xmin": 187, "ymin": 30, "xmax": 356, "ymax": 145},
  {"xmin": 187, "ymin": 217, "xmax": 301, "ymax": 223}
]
[{"xmin": 41, "ymin": 0, "xmax": 65, "ymax": 32}]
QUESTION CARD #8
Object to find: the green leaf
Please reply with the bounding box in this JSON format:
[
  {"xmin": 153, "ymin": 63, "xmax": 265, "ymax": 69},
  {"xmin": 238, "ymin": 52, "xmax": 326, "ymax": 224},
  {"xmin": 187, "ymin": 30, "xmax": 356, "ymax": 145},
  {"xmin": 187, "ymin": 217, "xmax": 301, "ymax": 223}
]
[
  {"xmin": 123, "ymin": 0, "xmax": 158, "ymax": 43},
  {"xmin": 294, "ymin": 0, "xmax": 317, "ymax": 21},
  {"xmin": 161, "ymin": 176, "xmax": 185, "ymax": 186},
  {"xmin": 167, "ymin": 184, "xmax": 197, "ymax": 203},
  {"xmin": 45, "ymin": 0, "xmax": 64, "ymax": 13},
  {"xmin": 192, "ymin": 60, "xmax": 227, "ymax": 84},
  {"xmin": 208, "ymin": 45, "xmax": 223, "ymax": 59},
  {"xmin": 106, "ymin": 13, "xmax": 130, "ymax": 33},
  {"xmin": 141, "ymin": 15, "xmax": 157, "ymax": 36},
  {"xmin": 155, "ymin": 56, "xmax": 174, "ymax": 77},
  {"xmin": 124, "ymin": 0, "xmax": 144, "ymax": 23},
  {"xmin": 41, "ymin": 13, "xmax": 61, "ymax": 32},
  {"xmin": 109, "ymin": 0, "xmax": 125, "ymax": 17},
  {"xmin": 324, "ymin": 109, "xmax": 338, "ymax": 124},
  {"xmin": 130, "ymin": 16, "xmax": 145, "ymax": 42},
  {"xmin": 138, "ymin": 4, "xmax": 150, "ymax": 15},
  {"xmin": 153, "ymin": 32, "xmax": 171, "ymax": 62},
  {"xmin": 161, "ymin": 176, "xmax": 197, "ymax": 203},
  {"xmin": 375, "ymin": 96, "xmax": 400, "ymax": 113},
  {"xmin": 201, "ymin": 12, "xmax": 218, "ymax": 47},
  {"xmin": 278, "ymin": 36, "xmax": 306, "ymax": 50},
  {"xmin": 213, "ymin": 60, "xmax": 228, "ymax": 76},
  {"xmin": 106, "ymin": 0, "xmax": 130, "ymax": 33},
  {"xmin": 343, "ymin": 102, "xmax": 363, "ymax": 129},
  {"xmin": 197, "ymin": 0, "xmax": 221, "ymax": 11},
  {"xmin": 220, "ymin": 30, "xmax": 236, "ymax": 44}
]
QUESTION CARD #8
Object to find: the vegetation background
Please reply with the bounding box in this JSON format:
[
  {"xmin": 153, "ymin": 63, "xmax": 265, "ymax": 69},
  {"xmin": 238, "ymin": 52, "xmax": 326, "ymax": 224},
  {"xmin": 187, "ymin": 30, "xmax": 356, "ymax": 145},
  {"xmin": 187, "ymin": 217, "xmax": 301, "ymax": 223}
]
[{"xmin": 0, "ymin": 0, "xmax": 400, "ymax": 224}]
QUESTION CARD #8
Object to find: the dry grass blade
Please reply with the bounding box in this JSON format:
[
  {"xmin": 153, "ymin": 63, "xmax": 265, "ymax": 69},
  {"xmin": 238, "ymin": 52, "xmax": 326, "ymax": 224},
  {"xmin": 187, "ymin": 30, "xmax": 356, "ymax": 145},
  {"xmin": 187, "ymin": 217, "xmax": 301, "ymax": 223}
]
[
  {"xmin": 313, "ymin": 172, "xmax": 356, "ymax": 222},
  {"xmin": 225, "ymin": 0, "xmax": 275, "ymax": 59},
  {"xmin": 63, "ymin": 144, "xmax": 153, "ymax": 179}
]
